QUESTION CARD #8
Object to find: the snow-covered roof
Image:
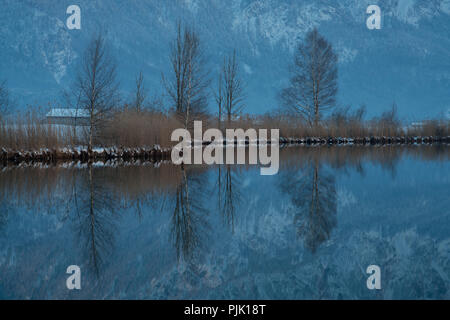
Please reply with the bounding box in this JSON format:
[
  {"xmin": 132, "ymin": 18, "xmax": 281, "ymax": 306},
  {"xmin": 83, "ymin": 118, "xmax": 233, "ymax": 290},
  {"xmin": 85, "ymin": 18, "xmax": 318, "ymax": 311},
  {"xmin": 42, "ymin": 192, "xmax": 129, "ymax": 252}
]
[{"xmin": 46, "ymin": 108, "xmax": 90, "ymax": 118}]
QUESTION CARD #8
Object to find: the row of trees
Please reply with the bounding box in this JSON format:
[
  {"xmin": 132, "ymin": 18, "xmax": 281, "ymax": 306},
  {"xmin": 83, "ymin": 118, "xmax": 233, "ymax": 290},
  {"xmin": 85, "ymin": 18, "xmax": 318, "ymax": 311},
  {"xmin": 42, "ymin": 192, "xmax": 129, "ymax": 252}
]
[
  {"xmin": 67, "ymin": 23, "xmax": 250, "ymax": 151},
  {"xmin": 0, "ymin": 23, "xmax": 346, "ymax": 149}
]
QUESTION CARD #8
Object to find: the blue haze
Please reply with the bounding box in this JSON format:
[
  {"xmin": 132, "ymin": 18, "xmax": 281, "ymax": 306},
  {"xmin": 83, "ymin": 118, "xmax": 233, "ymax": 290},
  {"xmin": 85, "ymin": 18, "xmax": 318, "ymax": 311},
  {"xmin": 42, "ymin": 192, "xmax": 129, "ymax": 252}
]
[{"xmin": 1, "ymin": 0, "xmax": 450, "ymax": 119}]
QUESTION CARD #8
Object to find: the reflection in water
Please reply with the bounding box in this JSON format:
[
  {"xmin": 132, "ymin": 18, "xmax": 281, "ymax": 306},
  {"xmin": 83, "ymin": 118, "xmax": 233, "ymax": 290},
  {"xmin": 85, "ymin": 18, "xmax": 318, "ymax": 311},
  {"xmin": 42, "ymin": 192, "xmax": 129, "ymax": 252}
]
[
  {"xmin": 171, "ymin": 165, "xmax": 209, "ymax": 263},
  {"xmin": 70, "ymin": 164, "xmax": 119, "ymax": 275},
  {"xmin": 0, "ymin": 145, "xmax": 449, "ymax": 298},
  {"xmin": 0, "ymin": 199, "xmax": 9, "ymax": 231},
  {"xmin": 281, "ymin": 160, "xmax": 337, "ymax": 253},
  {"xmin": 217, "ymin": 165, "xmax": 242, "ymax": 231},
  {"xmin": 279, "ymin": 144, "xmax": 449, "ymax": 173}
]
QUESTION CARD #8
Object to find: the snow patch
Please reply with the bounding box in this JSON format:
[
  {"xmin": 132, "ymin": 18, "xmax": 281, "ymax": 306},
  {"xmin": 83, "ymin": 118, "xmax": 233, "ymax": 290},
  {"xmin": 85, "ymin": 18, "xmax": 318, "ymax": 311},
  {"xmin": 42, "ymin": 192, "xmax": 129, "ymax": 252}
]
[
  {"xmin": 243, "ymin": 63, "xmax": 253, "ymax": 75},
  {"xmin": 442, "ymin": 0, "xmax": 450, "ymax": 14}
]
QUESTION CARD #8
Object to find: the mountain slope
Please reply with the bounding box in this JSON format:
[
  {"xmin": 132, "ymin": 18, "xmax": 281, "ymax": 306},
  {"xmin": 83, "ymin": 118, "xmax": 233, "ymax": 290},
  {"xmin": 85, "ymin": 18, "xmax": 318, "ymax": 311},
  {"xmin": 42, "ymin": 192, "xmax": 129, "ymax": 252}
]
[{"xmin": 1, "ymin": 0, "xmax": 449, "ymax": 119}]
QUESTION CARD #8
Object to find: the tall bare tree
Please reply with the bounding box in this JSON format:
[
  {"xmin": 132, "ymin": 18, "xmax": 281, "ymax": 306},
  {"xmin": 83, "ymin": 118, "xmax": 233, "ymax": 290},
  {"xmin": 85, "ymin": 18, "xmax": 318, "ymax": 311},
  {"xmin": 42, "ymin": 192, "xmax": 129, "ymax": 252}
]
[
  {"xmin": 0, "ymin": 80, "xmax": 11, "ymax": 120},
  {"xmin": 281, "ymin": 28, "xmax": 338, "ymax": 127},
  {"xmin": 218, "ymin": 50, "xmax": 245, "ymax": 125},
  {"xmin": 163, "ymin": 23, "xmax": 209, "ymax": 129},
  {"xmin": 214, "ymin": 74, "xmax": 224, "ymax": 129},
  {"xmin": 378, "ymin": 102, "xmax": 400, "ymax": 136},
  {"xmin": 380, "ymin": 102, "xmax": 400, "ymax": 127},
  {"xmin": 132, "ymin": 71, "xmax": 147, "ymax": 113},
  {"xmin": 74, "ymin": 34, "xmax": 119, "ymax": 152}
]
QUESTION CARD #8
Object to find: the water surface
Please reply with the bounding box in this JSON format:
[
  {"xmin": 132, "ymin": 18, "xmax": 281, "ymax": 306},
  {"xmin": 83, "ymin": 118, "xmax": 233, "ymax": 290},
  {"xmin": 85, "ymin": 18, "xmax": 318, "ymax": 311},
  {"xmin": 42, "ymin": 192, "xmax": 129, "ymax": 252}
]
[{"xmin": 0, "ymin": 145, "xmax": 449, "ymax": 299}]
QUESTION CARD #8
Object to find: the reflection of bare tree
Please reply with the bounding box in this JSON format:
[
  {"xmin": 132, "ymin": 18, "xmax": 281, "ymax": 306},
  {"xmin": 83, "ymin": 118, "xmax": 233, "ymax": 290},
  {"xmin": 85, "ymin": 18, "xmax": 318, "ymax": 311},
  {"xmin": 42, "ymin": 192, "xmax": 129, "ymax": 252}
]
[
  {"xmin": 281, "ymin": 160, "xmax": 337, "ymax": 253},
  {"xmin": 279, "ymin": 146, "xmax": 409, "ymax": 178},
  {"xmin": 171, "ymin": 166, "xmax": 209, "ymax": 263},
  {"xmin": 71, "ymin": 164, "xmax": 118, "ymax": 275},
  {"xmin": 217, "ymin": 165, "xmax": 241, "ymax": 231},
  {"xmin": 0, "ymin": 199, "xmax": 9, "ymax": 231}
]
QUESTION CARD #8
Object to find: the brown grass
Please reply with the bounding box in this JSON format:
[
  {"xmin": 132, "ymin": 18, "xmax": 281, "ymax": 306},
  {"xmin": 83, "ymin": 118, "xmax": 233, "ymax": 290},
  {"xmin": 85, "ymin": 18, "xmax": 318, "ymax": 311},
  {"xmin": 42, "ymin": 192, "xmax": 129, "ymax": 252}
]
[
  {"xmin": 1, "ymin": 107, "xmax": 448, "ymax": 151},
  {"xmin": 0, "ymin": 162, "xmax": 211, "ymax": 206},
  {"xmin": 0, "ymin": 109, "xmax": 79, "ymax": 149},
  {"xmin": 100, "ymin": 109, "xmax": 182, "ymax": 147},
  {"xmin": 227, "ymin": 113, "xmax": 448, "ymax": 139}
]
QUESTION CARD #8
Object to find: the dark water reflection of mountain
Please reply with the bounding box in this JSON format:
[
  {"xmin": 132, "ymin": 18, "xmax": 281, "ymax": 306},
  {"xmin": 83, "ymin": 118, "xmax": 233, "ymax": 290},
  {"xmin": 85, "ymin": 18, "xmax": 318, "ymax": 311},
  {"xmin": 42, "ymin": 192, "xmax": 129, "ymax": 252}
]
[{"xmin": 0, "ymin": 145, "xmax": 449, "ymax": 299}]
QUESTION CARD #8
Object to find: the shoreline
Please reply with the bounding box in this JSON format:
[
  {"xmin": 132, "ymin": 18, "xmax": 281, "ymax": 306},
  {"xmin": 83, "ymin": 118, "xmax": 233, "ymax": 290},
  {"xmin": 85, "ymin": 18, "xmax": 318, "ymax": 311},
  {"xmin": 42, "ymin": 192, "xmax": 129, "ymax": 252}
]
[{"xmin": 1, "ymin": 135, "xmax": 449, "ymax": 164}]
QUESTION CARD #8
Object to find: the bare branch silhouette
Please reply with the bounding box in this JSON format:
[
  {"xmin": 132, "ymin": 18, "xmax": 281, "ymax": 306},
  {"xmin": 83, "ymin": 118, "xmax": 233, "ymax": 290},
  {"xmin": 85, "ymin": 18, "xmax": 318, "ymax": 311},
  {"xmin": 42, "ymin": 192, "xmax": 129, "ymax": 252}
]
[
  {"xmin": 217, "ymin": 50, "xmax": 246, "ymax": 125},
  {"xmin": 281, "ymin": 28, "xmax": 338, "ymax": 127},
  {"xmin": 281, "ymin": 160, "xmax": 337, "ymax": 252},
  {"xmin": 71, "ymin": 165, "xmax": 119, "ymax": 275},
  {"xmin": 163, "ymin": 22, "xmax": 210, "ymax": 129},
  {"xmin": 171, "ymin": 166, "xmax": 209, "ymax": 263},
  {"xmin": 70, "ymin": 34, "xmax": 120, "ymax": 152}
]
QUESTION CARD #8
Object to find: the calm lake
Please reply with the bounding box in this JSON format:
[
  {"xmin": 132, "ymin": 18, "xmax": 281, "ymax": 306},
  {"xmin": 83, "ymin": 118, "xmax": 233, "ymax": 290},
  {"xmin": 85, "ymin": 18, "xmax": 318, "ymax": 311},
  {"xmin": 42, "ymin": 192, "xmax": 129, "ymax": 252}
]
[{"xmin": 0, "ymin": 145, "xmax": 449, "ymax": 299}]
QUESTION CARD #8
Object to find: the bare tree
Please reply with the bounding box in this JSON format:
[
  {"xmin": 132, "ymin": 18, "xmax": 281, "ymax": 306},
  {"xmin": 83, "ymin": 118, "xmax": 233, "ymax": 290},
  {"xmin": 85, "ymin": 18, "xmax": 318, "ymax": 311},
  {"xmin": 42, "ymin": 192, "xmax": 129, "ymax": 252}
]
[
  {"xmin": 380, "ymin": 102, "xmax": 400, "ymax": 126},
  {"xmin": 378, "ymin": 102, "xmax": 400, "ymax": 136},
  {"xmin": 73, "ymin": 34, "xmax": 119, "ymax": 152},
  {"xmin": 163, "ymin": 23, "xmax": 209, "ymax": 129},
  {"xmin": 214, "ymin": 74, "xmax": 224, "ymax": 129},
  {"xmin": 219, "ymin": 50, "xmax": 245, "ymax": 125},
  {"xmin": 281, "ymin": 28, "xmax": 338, "ymax": 127},
  {"xmin": 132, "ymin": 71, "xmax": 147, "ymax": 113},
  {"xmin": 0, "ymin": 80, "xmax": 11, "ymax": 120}
]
